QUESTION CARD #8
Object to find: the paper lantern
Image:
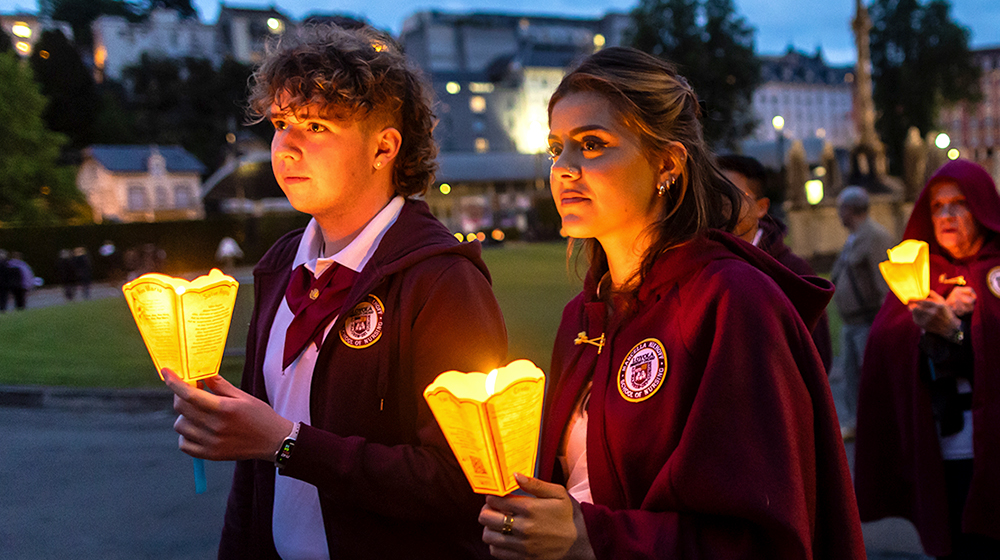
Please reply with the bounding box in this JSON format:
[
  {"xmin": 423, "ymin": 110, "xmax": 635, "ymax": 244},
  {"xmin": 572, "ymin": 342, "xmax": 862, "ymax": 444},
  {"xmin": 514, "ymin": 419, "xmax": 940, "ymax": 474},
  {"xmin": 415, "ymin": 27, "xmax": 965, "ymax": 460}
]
[
  {"xmin": 879, "ymin": 240, "xmax": 930, "ymax": 304},
  {"xmin": 423, "ymin": 360, "xmax": 545, "ymax": 496},
  {"xmin": 122, "ymin": 269, "xmax": 239, "ymax": 385}
]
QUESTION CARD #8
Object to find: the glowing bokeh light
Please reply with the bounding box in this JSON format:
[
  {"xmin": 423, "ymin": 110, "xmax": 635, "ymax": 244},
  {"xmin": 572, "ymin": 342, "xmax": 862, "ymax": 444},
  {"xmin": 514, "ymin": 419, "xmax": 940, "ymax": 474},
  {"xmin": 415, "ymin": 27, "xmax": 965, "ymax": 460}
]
[{"xmin": 805, "ymin": 180, "xmax": 824, "ymax": 205}]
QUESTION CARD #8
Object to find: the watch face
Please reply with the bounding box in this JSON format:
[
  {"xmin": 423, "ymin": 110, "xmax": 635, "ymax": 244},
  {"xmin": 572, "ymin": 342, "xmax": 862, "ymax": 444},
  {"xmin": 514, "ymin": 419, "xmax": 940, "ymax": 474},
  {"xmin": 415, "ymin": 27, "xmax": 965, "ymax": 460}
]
[{"xmin": 276, "ymin": 439, "xmax": 295, "ymax": 466}]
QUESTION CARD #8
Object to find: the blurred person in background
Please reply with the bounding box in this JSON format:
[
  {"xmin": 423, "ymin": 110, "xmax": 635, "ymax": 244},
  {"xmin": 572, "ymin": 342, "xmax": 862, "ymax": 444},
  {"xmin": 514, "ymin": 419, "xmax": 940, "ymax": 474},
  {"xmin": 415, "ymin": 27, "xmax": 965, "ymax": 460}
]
[
  {"xmin": 6, "ymin": 252, "xmax": 34, "ymax": 311},
  {"xmin": 830, "ymin": 186, "xmax": 895, "ymax": 439}
]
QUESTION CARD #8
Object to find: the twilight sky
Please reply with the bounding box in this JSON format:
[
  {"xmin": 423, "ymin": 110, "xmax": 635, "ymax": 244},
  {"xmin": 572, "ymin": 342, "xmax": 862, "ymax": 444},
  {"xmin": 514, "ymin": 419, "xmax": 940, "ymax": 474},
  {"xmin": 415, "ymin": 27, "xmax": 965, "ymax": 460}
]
[{"xmin": 3, "ymin": 0, "xmax": 999, "ymax": 65}]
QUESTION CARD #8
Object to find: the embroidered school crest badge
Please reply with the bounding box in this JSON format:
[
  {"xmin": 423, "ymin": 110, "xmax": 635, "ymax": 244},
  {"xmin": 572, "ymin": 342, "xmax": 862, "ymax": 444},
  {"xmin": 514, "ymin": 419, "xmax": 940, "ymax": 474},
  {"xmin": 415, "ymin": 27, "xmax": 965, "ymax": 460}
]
[
  {"xmin": 618, "ymin": 338, "xmax": 667, "ymax": 402},
  {"xmin": 340, "ymin": 294, "xmax": 384, "ymax": 349},
  {"xmin": 988, "ymin": 266, "xmax": 1000, "ymax": 299}
]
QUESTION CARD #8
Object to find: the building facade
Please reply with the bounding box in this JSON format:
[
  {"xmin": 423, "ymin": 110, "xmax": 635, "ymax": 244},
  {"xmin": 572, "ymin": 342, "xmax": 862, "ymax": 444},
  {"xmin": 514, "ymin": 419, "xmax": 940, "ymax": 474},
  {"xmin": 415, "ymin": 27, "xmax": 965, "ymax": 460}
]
[
  {"xmin": 751, "ymin": 48, "xmax": 855, "ymax": 148},
  {"xmin": 78, "ymin": 145, "xmax": 205, "ymax": 223},
  {"xmin": 939, "ymin": 46, "xmax": 1000, "ymax": 177},
  {"xmin": 90, "ymin": 4, "xmax": 291, "ymax": 84},
  {"xmin": 93, "ymin": 8, "xmax": 218, "ymax": 82},
  {"xmin": 401, "ymin": 11, "xmax": 629, "ymax": 154}
]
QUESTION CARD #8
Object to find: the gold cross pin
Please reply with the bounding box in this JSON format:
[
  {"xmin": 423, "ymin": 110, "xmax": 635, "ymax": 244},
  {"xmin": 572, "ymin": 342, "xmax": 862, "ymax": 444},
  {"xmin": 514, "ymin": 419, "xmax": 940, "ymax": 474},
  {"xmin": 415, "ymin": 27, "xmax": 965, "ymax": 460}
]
[{"xmin": 574, "ymin": 331, "xmax": 606, "ymax": 354}]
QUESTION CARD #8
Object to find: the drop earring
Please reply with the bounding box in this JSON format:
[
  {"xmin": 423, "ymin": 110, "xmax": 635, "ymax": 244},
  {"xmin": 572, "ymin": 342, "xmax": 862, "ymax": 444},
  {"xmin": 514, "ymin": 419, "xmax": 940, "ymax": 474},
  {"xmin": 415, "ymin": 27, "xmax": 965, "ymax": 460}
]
[{"xmin": 657, "ymin": 176, "xmax": 674, "ymax": 197}]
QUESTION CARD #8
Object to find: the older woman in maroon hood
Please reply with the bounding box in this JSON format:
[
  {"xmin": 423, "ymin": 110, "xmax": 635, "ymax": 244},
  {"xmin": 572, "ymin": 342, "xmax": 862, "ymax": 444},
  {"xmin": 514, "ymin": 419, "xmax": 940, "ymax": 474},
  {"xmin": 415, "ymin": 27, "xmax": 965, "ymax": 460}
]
[{"xmin": 855, "ymin": 159, "xmax": 1000, "ymax": 559}]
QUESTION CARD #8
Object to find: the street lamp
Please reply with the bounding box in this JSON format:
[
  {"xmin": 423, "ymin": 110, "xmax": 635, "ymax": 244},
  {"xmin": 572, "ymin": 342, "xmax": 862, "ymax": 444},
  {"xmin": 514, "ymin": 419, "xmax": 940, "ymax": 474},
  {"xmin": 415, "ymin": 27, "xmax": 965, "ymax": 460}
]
[{"xmin": 772, "ymin": 115, "xmax": 786, "ymax": 169}]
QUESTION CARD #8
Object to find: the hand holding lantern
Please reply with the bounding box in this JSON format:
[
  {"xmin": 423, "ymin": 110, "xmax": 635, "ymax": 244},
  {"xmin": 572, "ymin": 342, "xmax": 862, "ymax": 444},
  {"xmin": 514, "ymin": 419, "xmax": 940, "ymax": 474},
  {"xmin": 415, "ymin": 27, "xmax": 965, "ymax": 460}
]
[{"xmin": 123, "ymin": 269, "xmax": 240, "ymax": 492}]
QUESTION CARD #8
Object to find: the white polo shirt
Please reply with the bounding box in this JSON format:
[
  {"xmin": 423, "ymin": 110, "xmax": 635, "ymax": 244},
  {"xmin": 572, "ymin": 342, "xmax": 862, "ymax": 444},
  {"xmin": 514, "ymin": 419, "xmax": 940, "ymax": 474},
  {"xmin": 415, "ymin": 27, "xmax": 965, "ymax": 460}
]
[{"xmin": 264, "ymin": 196, "xmax": 404, "ymax": 560}]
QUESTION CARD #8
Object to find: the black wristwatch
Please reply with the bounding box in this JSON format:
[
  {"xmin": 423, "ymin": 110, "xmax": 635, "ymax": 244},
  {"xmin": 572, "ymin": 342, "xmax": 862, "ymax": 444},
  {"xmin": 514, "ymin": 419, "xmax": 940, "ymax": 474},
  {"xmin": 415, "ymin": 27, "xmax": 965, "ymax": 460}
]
[{"xmin": 274, "ymin": 422, "xmax": 300, "ymax": 469}]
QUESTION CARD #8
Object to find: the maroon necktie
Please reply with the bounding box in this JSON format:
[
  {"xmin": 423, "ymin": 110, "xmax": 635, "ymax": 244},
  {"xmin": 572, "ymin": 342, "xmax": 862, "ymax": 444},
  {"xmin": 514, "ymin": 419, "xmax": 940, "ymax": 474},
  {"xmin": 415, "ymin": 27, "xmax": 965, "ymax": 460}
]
[{"xmin": 283, "ymin": 262, "xmax": 357, "ymax": 369}]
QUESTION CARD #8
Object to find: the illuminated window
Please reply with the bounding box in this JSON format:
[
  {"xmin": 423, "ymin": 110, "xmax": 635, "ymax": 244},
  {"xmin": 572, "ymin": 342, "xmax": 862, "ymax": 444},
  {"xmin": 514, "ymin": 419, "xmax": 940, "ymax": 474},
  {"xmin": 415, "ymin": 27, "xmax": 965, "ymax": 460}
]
[
  {"xmin": 11, "ymin": 22, "xmax": 31, "ymax": 38},
  {"xmin": 267, "ymin": 18, "xmax": 285, "ymax": 34},
  {"xmin": 475, "ymin": 138, "xmax": 489, "ymax": 153},
  {"xmin": 470, "ymin": 96, "xmax": 486, "ymax": 113},
  {"xmin": 446, "ymin": 82, "xmax": 461, "ymax": 94},
  {"xmin": 128, "ymin": 186, "xmax": 148, "ymax": 211},
  {"xmin": 469, "ymin": 82, "xmax": 494, "ymax": 93},
  {"xmin": 94, "ymin": 45, "xmax": 107, "ymax": 69}
]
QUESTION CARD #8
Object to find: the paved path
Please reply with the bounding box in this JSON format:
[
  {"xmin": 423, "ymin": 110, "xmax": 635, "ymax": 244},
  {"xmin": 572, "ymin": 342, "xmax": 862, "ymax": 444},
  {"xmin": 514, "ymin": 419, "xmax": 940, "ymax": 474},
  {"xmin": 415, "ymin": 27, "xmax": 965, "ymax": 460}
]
[
  {"xmin": 0, "ymin": 407, "xmax": 233, "ymax": 560},
  {"xmin": 9, "ymin": 267, "xmax": 255, "ymax": 311}
]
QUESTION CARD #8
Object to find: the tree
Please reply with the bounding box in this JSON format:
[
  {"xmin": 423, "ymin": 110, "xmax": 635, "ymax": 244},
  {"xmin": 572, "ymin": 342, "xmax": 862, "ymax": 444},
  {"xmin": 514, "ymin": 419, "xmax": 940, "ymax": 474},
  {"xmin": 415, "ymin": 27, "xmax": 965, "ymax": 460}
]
[
  {"xmin": 121, "ymin": 55, "xmax": 262, "ymax": 169},
  {"xmin": 629, "ymin": 0, "xmax": 761, "ymax": 149},
  {"xmin": 140, "ymin": 0, "xmax": 197, "ymax": 18},
  {"xmin": 29, "ymin": 29, "xmax": 101, "ymax": 149},
  {"xmin": 0, "ymin": 53, "xmax": 89, "ymax": 226},
  {"xmin": 38, "ymin": 0, "xmax": 139, "ymax": 52},
  {"xmin": 869, "ymin": 0, "xmax": 980, "ymax": 174},
  {"xmin": 0, "ymin": 26, "xmax": 12, "ymax": 54}
]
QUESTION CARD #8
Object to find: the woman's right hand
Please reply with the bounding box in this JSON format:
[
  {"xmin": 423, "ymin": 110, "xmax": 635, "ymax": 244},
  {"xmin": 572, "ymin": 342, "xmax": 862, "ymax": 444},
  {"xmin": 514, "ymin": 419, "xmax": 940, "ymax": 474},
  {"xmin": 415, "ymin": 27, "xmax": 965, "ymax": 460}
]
[{"xmin": 479, "ymin": 473, "xmax": 595, "ymax": 560}]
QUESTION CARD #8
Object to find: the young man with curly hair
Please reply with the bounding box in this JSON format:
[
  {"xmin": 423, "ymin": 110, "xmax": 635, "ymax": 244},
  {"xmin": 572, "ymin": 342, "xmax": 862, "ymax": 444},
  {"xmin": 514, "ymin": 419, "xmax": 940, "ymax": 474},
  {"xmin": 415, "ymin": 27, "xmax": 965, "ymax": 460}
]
[{"xmin": 163, "ymin": 24, "xmax": 507, "ymax": 559}]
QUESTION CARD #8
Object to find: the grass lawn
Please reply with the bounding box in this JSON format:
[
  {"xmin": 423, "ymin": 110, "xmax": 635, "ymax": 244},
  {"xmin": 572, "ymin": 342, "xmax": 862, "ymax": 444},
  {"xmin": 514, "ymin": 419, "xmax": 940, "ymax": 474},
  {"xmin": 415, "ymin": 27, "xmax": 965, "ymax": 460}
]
[
  {"xmin": 0, "ymin": 241, "xmax": 841, "ymax": 388},
  {"xmin": 0, "ymin": 288, "xmax": 253, "ymax": 388},
  {"xmin": 0, "ymin": 242, "xmax": 581, "ymax": 388},
  {"xmin": 481, "ymin": 241, "xmax": 583, "ymax": 368}
]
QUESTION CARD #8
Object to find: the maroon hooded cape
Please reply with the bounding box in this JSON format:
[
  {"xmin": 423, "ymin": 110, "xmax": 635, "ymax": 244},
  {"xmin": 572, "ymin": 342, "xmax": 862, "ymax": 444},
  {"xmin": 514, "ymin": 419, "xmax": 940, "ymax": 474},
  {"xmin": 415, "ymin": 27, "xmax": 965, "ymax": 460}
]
[
  {"xmin": 854, "ymin": 159, "xmax": 1000, "ymax": 556},
  {"xmin": 758, "ymin": 217, "xmax": 834, "ymax": 372}
]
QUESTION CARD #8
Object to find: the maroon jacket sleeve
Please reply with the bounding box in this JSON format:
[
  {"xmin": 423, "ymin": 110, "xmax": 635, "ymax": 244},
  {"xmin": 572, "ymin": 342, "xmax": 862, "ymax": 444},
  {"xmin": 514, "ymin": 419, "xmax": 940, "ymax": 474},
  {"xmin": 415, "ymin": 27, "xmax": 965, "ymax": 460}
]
[
  {"xmin": 281, "ymin": 257, "xmax": 508, "ymax": 522},
  {"xmin": 580, "ymin": 265, "xmax": 862, "ymax": 559}
]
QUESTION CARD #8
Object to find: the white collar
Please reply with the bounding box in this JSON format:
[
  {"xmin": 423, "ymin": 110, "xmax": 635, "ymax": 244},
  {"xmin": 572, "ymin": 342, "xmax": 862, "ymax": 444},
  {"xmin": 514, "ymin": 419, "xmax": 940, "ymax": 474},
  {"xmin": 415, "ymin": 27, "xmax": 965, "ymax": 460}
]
[{"xmin": 292, "ymin": 196, "xmax": 405, "ymax": 278}]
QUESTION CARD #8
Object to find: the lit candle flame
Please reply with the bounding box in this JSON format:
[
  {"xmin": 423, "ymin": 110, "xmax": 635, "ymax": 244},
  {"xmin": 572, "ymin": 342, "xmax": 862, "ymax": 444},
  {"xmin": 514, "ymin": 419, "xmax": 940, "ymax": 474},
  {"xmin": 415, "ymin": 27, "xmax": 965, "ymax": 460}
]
[{"xmin": 485, "ymin": 369, "xmax": 498, "ymax": 396}]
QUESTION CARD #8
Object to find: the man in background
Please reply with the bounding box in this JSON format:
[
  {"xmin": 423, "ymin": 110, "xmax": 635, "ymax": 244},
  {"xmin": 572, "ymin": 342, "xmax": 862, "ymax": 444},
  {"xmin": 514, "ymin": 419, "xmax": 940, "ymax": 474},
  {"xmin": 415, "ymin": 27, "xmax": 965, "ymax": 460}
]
[
  {"xmin": 831, "ymin": 186, "xmax": 894, "ymax": 439},
  {"xmin": 718, "ymin": 154, "xmax": 833, "ymax": 372}
]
